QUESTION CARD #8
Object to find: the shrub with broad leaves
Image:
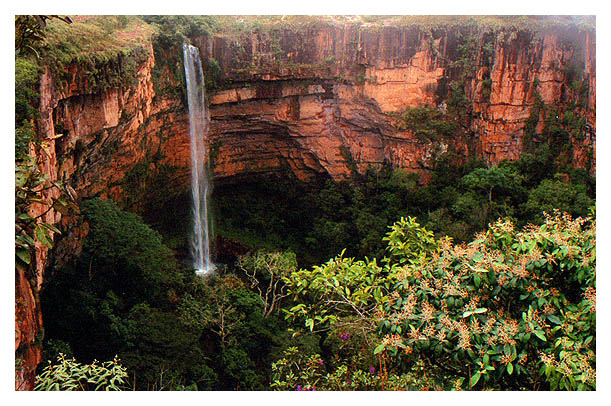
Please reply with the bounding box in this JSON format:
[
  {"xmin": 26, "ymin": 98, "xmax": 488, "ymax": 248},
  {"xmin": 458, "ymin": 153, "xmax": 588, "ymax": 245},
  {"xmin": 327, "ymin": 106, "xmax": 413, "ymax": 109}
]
[{"xmin": 283, "ymin": 211, "xmax": 595, "ymax": 390}]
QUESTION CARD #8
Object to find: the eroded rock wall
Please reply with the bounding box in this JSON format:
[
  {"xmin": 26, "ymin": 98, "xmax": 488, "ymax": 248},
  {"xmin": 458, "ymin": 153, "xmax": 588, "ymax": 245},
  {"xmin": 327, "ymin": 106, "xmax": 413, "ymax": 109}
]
[{"xmin": 49, "ymin": 23, "xmax": 596, "ymax": 201}]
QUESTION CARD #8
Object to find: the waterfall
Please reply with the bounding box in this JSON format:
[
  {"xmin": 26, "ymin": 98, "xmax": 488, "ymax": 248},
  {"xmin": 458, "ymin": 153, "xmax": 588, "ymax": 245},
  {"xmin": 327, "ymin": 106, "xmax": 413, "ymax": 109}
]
[{"xmin": 183, "ymin": 43, "xmax": 215, "ymax": 275}]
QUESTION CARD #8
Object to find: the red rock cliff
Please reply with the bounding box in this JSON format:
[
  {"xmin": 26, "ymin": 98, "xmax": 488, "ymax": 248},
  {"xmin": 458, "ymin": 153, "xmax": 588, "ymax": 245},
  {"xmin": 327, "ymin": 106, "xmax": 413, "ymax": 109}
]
[{"xmin": 45, "ymin": 22, "xmax": 596, "ymax": 203}]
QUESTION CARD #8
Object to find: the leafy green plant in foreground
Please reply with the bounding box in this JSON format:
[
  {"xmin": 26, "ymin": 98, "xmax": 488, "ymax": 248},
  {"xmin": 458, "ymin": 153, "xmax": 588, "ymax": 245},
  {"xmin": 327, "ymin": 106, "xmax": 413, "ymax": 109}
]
[
  {"xmin": 15, "ymin": 155, "xmax": 77, "ymax": 272},
  {"xmin": 283, "ymin": 211, "xmax": 595, "ymax": 390},
  {"xmin": 237, "ymin": 249, "xmax": 297, "ymax": 318},
  {"xmin": 378, "ymin": 211, "xmax": 595, "ymax": 390},
  {"xmin": 34, "ymin": 353, "xmax": 128, "ymax": 391}
]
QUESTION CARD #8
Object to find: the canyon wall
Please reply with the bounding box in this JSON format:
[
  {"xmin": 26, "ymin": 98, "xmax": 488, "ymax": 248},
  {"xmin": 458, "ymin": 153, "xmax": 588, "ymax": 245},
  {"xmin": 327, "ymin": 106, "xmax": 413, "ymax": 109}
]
[
  {"xmin": 16, "ymin": 18, "xmax": 595, "ymax": 389},
  {"xmin": 53, "ymin": 22, "xmax": 597, "ymax": 201}
]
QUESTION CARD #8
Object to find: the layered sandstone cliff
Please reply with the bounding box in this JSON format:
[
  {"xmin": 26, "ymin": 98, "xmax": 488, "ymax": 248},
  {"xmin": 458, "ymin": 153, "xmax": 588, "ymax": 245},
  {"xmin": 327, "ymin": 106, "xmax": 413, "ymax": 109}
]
[{"xmin": 47, "ymin": 20, "xmax": 596, "ymax": 201}]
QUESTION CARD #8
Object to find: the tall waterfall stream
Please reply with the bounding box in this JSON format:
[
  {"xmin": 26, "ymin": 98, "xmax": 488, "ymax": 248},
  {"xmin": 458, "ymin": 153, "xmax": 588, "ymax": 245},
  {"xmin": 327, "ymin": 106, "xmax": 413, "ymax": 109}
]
[{"xmin": 183, "ymin": 43, "xmax": 215, "ymax": 275}]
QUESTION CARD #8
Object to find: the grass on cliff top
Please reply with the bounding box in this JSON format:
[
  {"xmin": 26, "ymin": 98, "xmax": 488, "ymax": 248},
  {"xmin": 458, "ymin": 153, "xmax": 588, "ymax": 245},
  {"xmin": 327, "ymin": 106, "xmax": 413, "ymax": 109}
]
[
  {"xmin": 181, "ymin": 15, "xmax": 595, "ymax": 38},
  {"xmin": 53, "ymin": 16, "xmax": 593, "ymax": 56},
  {"xmin": 41, "ymin": 15, "xmax": 154, "ymax": 69},
  {"xmin": 358, "ymin": 15, "xmax": 595, "ymax": 31}
]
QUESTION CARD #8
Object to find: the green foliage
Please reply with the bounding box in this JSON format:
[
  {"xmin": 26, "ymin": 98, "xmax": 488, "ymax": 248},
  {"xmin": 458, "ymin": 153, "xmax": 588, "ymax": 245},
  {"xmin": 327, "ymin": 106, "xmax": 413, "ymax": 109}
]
[
  {"xmin": 377, "ymin": 213, "xmax": 596, "ymax": 390},
  {"xmin": 453, "ymin": 166, "xmax": 525, "ymax": 229},
  {"xmin": 501, "ymin": 149, "xmax": 555, "ymax": 189},
  {"xmin": 177, "ymin": 274, "xmax": 287, "ymax": 390},
  {"xmin": 120, "ymin": 302, "xmax": 212, "ymax": 390},
  {"xmin": 40, "ymin": 16, "xmax": 153, "ymax": 93},
  {"xmin": 42, "ymin": 339, "xmax": 73, "ymax": 364},
  {"xmin": 15, "ymin": 155, "xmax": 77, "ymax": 274},
  {"xmin": 41, "ymin": 198, "xmax": 199, "ymax": 389},
  {"xmin": 178, "ymin": 276, "xmax": 245, "ymax": 349},
  {"xmin": 142, "ymin": 15, "xmax": 218, "ymax": 41},
  {"xmin": 445, "ymin": 30, "xmax": 480, "ymax": 125},
  {"xmin": 205, "ymin": 57, "xmax": 222, "ymax": 93},
  {"xmin": 523, "ymin": 179, "xmax": 593, "ymax": 224},
  {"xmin": 270, "ymin": 348, "xmax": 326, "ymax": 391},
  {"xmin": 15, "ymin": 55, "xmax": 41, "ymax": 160},
  {"xmin": 271, "ymin": 346, "xmax": 411, "ymax": 391},
  {"xmin": 212, "ymin": 173, "xmax": 321, "ymax": 263},
  {"xmin": 15, "ymin": 57, "xmax": 40, "ymax": 121},
  {"xmin": 522, "ymin": 90, "xmax": 591, "ymax": 175},
  {"xmin": 15, "ymin": 121, "xmax": 35, "ymax": 160},
  {"xmin": 285, "ymin": 252, "xmax": 389, "ymax": 333},
  {"xmin": 237, "ymin": 250, "xmax": 297, "ymax": 317},
  {"xmin": 383, "ymin": 217, "xmax": 438, "ymax": 264},
  {"xmin": 213, "ymin": 146, "xmax": 594, "ymax": 268},
  {"xmin": 388, "ymin": 106, "xmax": 463, "ymax": 142},
  {"xmin": 79, "ymin": 198, "xmax": 186, "ymax": 303},
  {"xmin": 283, "ymin": 211, "xmax": 595, "ymax": 391},
  {"xmin": 212, "ymin": 168, "xmax": 432, "ymax": 265},
  {"xmin": 356, "ymin": 15, "xmax": 594, "ymax": 34},
  {"xmin": 15, "ymin": 157, "xmax": 51, "ymax": 269},
  {"xmin": 35, "ymin": 353, "xmax": 128, "ymax": 391},
  {"xmin": 42, "ymin": 195, "xmax": 295, "ymax": 390},
  {"xmin": 15, "ymin": 15, "xmax": 73, "ymax": 58},
  {"xmin": 523, "ymin": 92, "xmax": 544, "ymax": 153}
]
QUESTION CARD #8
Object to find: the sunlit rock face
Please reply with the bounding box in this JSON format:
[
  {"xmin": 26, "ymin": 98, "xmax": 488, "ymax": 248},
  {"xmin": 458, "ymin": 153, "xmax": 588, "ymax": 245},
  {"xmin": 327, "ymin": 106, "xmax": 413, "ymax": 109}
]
[
  {"xmin": 46, "ymin": 23, "xmax": 595, "ymax": 204},
  {"xmin": 199, "ymin": 24, "xmax": 595, "ymax": 182}
]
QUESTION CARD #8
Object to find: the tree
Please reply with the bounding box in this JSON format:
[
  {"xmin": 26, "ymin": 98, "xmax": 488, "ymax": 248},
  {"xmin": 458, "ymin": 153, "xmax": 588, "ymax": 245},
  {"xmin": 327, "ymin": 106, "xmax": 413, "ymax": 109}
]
[
  {"xmin": 15, "ymin": 15, "xmax": 72, "ymax": 57},
  {"xmin": 178, "ymin": 274, "xmax": 285, "ymax": 390},
  {"xmin": 179, "ymin": 277, "xmax": 244, "ymax": 350},
  {"xmin": 461, "ymin": 166, "xmax": 524, "ymax": 206},
  {"xmin": 523, "ymin": 178, "xmax": 593, "ymax": 224},
  {"xmin": 77, "ymin": 198, "xmax": 186, "ymax": 305},
  {"xmin": 457, "ymin": 166, "xmax": 524, "ymax": 228},
  {"xmin": 237, "ymin": 250, "xmax": 296, "ymax": 318},
  {"xmin": 41, "ymin": 198, "xmax": 197, "ymax": 390},
  {"xmin": 378, "ymin": 212, "xmax": 595, "ymax": 390}
]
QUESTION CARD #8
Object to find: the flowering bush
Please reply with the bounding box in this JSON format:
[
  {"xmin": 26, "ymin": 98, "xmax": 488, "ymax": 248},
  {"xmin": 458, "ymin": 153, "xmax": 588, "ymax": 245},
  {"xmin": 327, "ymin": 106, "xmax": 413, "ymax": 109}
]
[
  {"xmin": 377, "ymin": 211, "xmax": 595, "ymax": 390},
  {"xmin": 283, "ymin": 212, "xmax": 595, "ymax": 390}
]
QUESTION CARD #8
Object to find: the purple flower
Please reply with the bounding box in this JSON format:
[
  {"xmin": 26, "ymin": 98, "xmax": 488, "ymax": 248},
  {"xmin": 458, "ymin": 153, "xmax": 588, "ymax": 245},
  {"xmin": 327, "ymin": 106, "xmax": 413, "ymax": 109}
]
[
  {"xmin": 318, "ymin": 359, "xmax": 323, "ymax": 365},
  {"xmin": 297, "ymin": 385, "xmax": 302, "ymax": 391},
  {"xmin": 339, "ymin": 332, "xmax": 350, "ymax": 341},
  {"xmin": 369, "ymin": 366, "xmax": 376, "ymax": 374}
]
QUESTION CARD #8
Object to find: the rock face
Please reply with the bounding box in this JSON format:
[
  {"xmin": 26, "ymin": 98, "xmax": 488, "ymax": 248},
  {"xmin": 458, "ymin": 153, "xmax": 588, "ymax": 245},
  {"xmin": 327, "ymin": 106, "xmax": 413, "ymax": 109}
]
[
  {"xmin": 192, "ymin": 24, "xmax": 596, "ymax": 182},
  {"xmin": 16, "ymin": 19, "xmax": 595, "ymax": 389},
  {"xmin": 51, "ymin": 22, "xmax": 597, "ymax": 200},
  {"xmin": 15, "ymin": 266, "xmax": 42, "ymax": 390}
]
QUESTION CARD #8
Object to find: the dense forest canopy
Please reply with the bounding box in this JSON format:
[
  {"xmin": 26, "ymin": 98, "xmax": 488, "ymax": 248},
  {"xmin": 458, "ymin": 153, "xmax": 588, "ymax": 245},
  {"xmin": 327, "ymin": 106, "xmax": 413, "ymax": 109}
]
[{"xmin": 15, "ymin": 15, "xmax": 595, "ymax": 391}]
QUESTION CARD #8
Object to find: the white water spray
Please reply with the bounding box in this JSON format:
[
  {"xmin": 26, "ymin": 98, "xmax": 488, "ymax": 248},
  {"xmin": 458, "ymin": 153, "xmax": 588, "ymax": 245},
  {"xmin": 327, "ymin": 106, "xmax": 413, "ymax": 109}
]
[{"xmin": 183, "ymin": 43, "xmax": 215, "ymax": 275}]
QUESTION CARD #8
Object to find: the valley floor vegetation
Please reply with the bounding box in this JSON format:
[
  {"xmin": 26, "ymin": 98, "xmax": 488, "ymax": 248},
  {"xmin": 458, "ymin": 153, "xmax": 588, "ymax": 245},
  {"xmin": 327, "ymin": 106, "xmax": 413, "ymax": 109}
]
[
  {"xmin": 36, "ymin": 151, "xmax": 596, "ymax": 390},
  {"xmin": 37, "ymin": 196, "xmax": 595, "ymax": 391}
]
